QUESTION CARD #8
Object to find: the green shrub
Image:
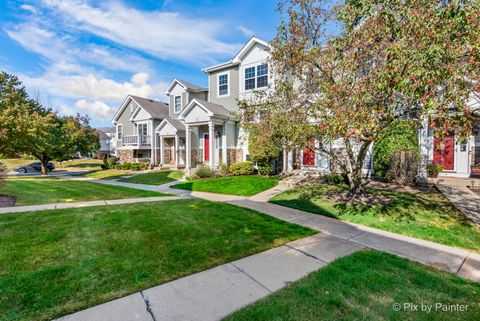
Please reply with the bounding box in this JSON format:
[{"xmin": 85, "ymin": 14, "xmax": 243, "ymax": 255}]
[
  {"xmin": 140, "ymin": 163, "xmax": 149, "ymax": 170},
  {"xmin": 386, "ymin": 149, "xmax": 419, "ymax": 185},
  {"xmin": 374, "ymin": 120, "xmax": 419, "ymax": 178},
  {"xmin": 195, "ymin": 164, "xmax": 215, "ymax": 178},
  {"xmin": 257, "ymin": 162, "xmax": 272, "ymax": 176},
  {"xmin": 107, "ymin": 157, "xmax": 118, "ymax": 168},
  {"xmin": 100, "ymin": 164, "xmax": 109, "ymax": 170},
  {"xmin": 121, "ymin": 163, "xmax": 132, "ymax": 170},
  {"xmin": 219, "ymin": 163, "xmax": 229, "ymax": 176},
  {"xmin": 130, "ymin": 164, "xmax": 140, "ymax": 171},
  {"xmin": 229, "ymin": 161, "xmax": 254, "ymax": 176},
  {"xmin": 323, "ymin": 173, "xmax": 349, "ymax": 185}
]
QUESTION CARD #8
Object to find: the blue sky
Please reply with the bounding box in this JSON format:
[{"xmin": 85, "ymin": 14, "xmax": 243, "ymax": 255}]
[{"xmin": 0, "ymin": 0, "xmax": 279, "ymax": 127}]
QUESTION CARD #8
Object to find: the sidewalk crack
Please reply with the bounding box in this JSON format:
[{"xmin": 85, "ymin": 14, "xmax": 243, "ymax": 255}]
[
  {"xmin": 284, "ymin": 244, "xmax": 328, "ymax": 265},
  {"xmin": 456, "ymin": 253, "xmax": 470, "ymax": 275},
  {"xmin": 140, "ymin": 291, "xmax": 157, "ymax": 321},
  {"xmin": 230, "ymin": 263, "xmax": 273, "ymax": 293}
]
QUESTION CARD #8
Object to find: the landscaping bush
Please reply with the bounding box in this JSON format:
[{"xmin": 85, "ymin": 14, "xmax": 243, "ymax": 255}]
[
  {"xmin": 219, "ymin": 163, "xmax": 229, "ymax": 176},
  {"xmin": 195, "ymin": 164, "xmax": 215, "ymax": 178},
  {"xmin": 385, "ymin": 149, "xmax": 419, "ymax": 185},
  {"xmin": 130, "ymin": 164, "xmax": 140, "ymax": 171},
  {"xmin": 121, "ymin": 163, "xmax": 132, "ymax": 170},
  {"xmin": 100, "ymin": 164, "xmax": 109, "ymax": 170},
  {"xmin": 323, "ymin": 173, "xmax": 349, "ymax": 185},
  {"xmin": 257, "ymin": 162, "xmax": 272, "ymax": 176},
  {"xmin": 107, "ymin": 157, "xmax": 118, "ymax": 168},
  {"xmin": 373, "ymin": 120, "xmax": 419, "ymax": 178},
  {"xmin": 229, "ymin": 161, "xmax": 254, "ymax": 176}
]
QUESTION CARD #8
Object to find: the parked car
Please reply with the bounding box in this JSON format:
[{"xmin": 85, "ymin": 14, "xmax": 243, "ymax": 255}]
[{"xmin": 14, "ymin": 162, "xmax": 55, "ymax": 173}]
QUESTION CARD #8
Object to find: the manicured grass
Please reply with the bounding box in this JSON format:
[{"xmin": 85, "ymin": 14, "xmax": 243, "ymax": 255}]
[
  {"xmin": 0, "ymin": 200, "xmax": 314, "ymax": 321},
  {"xmin": 55, "ymin": 159, "xmax": 103, "ymax": 170},
  {"xmin": 2, "ymin": 178, "xmax": 164, "ymax": 206},
  {"xmin": 270, "ymin": 183, "xmax": 480, "ymax": 252},
  {"xmin": 82, "ymin": 169, "xmax": 134, "ymax": 180},
  {"xmin": 121, "ymin": 170, "xmax": 184, "ymax": 185},
  {"xmin": 172, "ymin": 175, "xmax": 280, "ymax": 196},
  {"xmin": 0, "ymin": 158, "xmax": 33, "ymax": 171},
  {"xmin": 224, "ymin": 250, "xmax": 480, "ymax": 321}
]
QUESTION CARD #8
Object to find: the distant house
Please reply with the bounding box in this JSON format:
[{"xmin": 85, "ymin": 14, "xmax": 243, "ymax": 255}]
[{"xmin": 95, "ymin": 127, "xmax": 116, "ymax": 158}]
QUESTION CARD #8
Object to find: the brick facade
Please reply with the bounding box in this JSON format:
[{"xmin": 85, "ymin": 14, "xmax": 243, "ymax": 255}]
[{"xmin": 118, "ymin": 149, "xmax": 134, "ymax": 163}]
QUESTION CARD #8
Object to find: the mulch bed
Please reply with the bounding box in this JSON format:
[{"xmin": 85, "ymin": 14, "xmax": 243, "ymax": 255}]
[{"xmin": 0, "ymin": 195, "xmax": 16, "ymax": 208}]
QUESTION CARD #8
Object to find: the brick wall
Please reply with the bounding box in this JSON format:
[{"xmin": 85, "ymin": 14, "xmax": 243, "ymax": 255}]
[{"xmin": 118, "ymin": 149, "xmax": 134, "ymax": 163}]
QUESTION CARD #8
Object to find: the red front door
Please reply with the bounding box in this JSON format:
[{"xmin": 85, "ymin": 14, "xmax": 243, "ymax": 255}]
[
  {"xmin": 204, "ymin": 134, "xmax": 210, "ymax": 162},
  {"xmin": 303, "ymin": 140, "xmax": 316, "ymax": 166},
  {"xmin": 433, "ymin": 136, "xmax": 454, "ymax": 171}
]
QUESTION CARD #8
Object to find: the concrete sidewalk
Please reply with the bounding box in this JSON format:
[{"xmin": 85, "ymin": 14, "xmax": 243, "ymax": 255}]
[
  {"xmin": 56, "ymin": 233, "xmax": 363, "ymax": 321},
  {"xmin": 227, "ymin": 200, "xmax": 480, "ymax": 282},
  {"xmin": 434, "ymin": 178, "xmax": 480, "ymax": 226},
  {"xmin": 0, "ymin": 196, "xmax": 184, "ymax": 215}
]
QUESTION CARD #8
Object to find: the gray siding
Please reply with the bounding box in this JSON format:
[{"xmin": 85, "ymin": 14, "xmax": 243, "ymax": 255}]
[{"xmin": 208, "ymin": 66, "xmax": 240, "ymax": 112}]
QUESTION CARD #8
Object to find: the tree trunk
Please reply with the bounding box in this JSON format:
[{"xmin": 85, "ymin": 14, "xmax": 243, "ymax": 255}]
[
  {"xmin": 345, "ymin": 140, "xmax": 371, "ymax": 198},
  {"xmin": 40, "ymin": 156, "xmax": 50, "ymax": 176}
]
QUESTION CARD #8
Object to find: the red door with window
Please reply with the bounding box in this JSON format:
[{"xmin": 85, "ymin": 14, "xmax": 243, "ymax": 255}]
[
  {"xmin": 433, "ymin": 136, "xmax": 454, "ymax": 170},
  {"xmin": 303, "ymin": 140, "xmax": 316, "ymax": 166},
  {"xmin": 204, "ymin": 134, "xmax": 210, "ymax": 162}
]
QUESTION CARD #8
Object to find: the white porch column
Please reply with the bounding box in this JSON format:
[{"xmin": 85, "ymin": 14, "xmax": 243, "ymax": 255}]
[
  {"xmin": 152, "ymin": 133, "xmax": 156, "ymax": 166},
  {"xmin": 209, "ymin": 121, "xmax": 215, "ymax": 168},
  {"xmin": 287, "ymin": 151, "xmax": 294, "ymax": 172},
  {"xmin": 175, "ymin": 134, "xmax": 180, "ymax": 167},
  {"xmin": 159, "ymin": 136, "xmax": 164, "ymax": 166},
  {"xmin": 222, "ymin": 123, "xmax": 228, "ymax": 165},
  {"xmin": 283, "ymin": 148, "xmax": 288, "ymax": 173},
  {"xmin": 185, "ymin": 125, "xmax": 191, "ymax": 170}
]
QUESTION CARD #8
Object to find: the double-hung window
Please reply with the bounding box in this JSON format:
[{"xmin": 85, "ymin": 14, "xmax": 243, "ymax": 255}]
[
  {"xmin": 174, "ymin": 96, "xmax": 182, "ymax": 113},
  {"xmin": 218, "ymin": 73, "xmax": 229, "ymax": 96},
  {"xmin": 244, "ymin": 63, "xmax": 269, "ymax": 90},
  {"xmin": 117, "ymin": 125, "xmax": 123, "ymax": 140},
  {"xmin": 256, "ymin": 64, "xmax": 268, "ymax": 88},
  {"xmin": 245, "ymin": 67, "xmax": 256, "ymax": 90},
  {"xmin": 138, "ymin": 123, "xmax": 148, "ymax": 136}
]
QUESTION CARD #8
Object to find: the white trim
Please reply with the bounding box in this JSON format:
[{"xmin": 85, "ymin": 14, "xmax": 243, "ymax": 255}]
[
  {"xmin": 165, "ymin": 79, "xmax": 187, "ymax": 95},
  {"xmin": 174, "ymin": 95, "xmax": 182, "ymax": 114},
  {"xmin": 202, "ymin": 37, "xmax": 270, "ymax": 73},
  {"xmin": 112, "ymin": 95, "xmax": 147, "ymax": 123},
  {"xmin": 240, "ymin": 62, "xmax": 269, "ymax": 94},
  {"xmin": 179, "ymin": 98, "xmax": 229, "ymax": 121},
  {"xmin": 217, "ymin": 71, "xmax": 230, "ymax": 98}
]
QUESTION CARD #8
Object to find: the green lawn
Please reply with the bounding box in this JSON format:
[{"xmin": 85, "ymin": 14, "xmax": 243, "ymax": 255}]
[
  {"xmin": 82, "ymin": 169, "xmax": 134, "ymax": 180},
  {"xmin": 172, "ymin": 175, "xmax": 280, "ymax": 196},
  {"xmin": 270, "ymin": 183, "xmax": 480, "ymax": 252},
  {"xmin": 55, "ymin": 159, "xmax": 103, "ymax": 170},
  {"xmin": 120, "ymin": 170, "xmax": 184, "ymax": 185},
  {"xmin": 224, "ymin": 250, "xmax": 480, "ymax": 321},
  {"xmin": 0, "ymin": 200, "xmax": 314, "ymax": 321},
  {"xmin": 2, "ymin": 178, "xmax": 165, "ymax": 206},
  {"xmin": 0, "ymin": 158, "xmax": 33, "ymax": 171}
]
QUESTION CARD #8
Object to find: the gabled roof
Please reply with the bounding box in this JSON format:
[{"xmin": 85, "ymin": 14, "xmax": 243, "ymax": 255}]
[
  {"xmin": 165, "ymin": 79, "xmax": 208, "ymax": 95},
  {"xmin": 155, "ymin": 118, "xmax": 185, "ymax": 133},
  {"xmin": 180, "ymin": 98, "xmax": 231, "ymax": 120},
  {"xmin": 112, "ymin": 95, "xmax": 169, "ymax": 123},
  {"xmin": 202, "ymin": 37, "xmax": 270, "ymax": 73},
  {"xmin": 96, "ymin": 127, "xmax": 115, "ymax": 134},
  {"xmin": 95, "ymin": 129, "xmax": 110, "ymax": 140}
]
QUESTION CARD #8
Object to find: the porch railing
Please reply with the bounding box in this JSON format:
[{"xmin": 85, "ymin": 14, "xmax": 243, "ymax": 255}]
[{"xmin": 122, "ymin": 135, "xmax": 151, "ymax": 147}]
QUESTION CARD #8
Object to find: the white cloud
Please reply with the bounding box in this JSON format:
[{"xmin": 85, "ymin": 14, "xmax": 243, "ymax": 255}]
[
  {"xmin": 5, "ymin": 23, "xmax": 149, "ymax": 73},
  {"xmin": 63, "ymin": 99, "xmax": 116, "ymax": 120},
  {"xmin": 20, "ymin": 4, "xmax": 37, "ymax": 14},
  {"xmin": 237, "ymin": 25, "xmax": 255, "ymax": 38},
  {"xmin": 21, "ymin": 67, "xmax": 168, "ymax": 102},
  {"xmin": 40, "ymin": 0, "xmax": 241, "ymax": 64}
]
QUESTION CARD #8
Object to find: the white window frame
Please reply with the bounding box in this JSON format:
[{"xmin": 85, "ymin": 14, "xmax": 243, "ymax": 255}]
[
  {"xmin": 136, "ymin": 122, "xmax": 148, "ymax": 136},
  {"xmin": 242, "ymin": 63, "xmax": 269, "ymax": 92},
  {"xmin": 244, "ymin": 66, "xmax": 256, "ymax": 91},
  {"xmin": 217, "ymin": 71, "xmax": 230, "ymax": 98},
  {"xmin": 117, "ymin": 125, "xmax": 123, "ymax": 139},
  {"xmin": 174, "ymin": 96, "xmax": 182, "ymax": 113}
]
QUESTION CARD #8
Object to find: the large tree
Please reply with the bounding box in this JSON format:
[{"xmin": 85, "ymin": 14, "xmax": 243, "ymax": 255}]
[
  {"xmin": 0, "ymin": 71, "xmax": 100, "ymax": 175},
  {"xmin": 242, "ymin": 0, "xmax": 479, "ymax": 197}
]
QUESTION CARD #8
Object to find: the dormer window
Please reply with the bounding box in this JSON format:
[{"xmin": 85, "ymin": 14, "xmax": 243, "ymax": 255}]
[
  {"xmin": 174, "ymin": 96, "xmax": 182, "ymax": 113},
  {"xmin": 218, "ymin": 73, "xmax": 229, "ymax": 96},
  {"xmin": 244, "ymin": 63, "xmax": 269, "ymax": 91}
]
